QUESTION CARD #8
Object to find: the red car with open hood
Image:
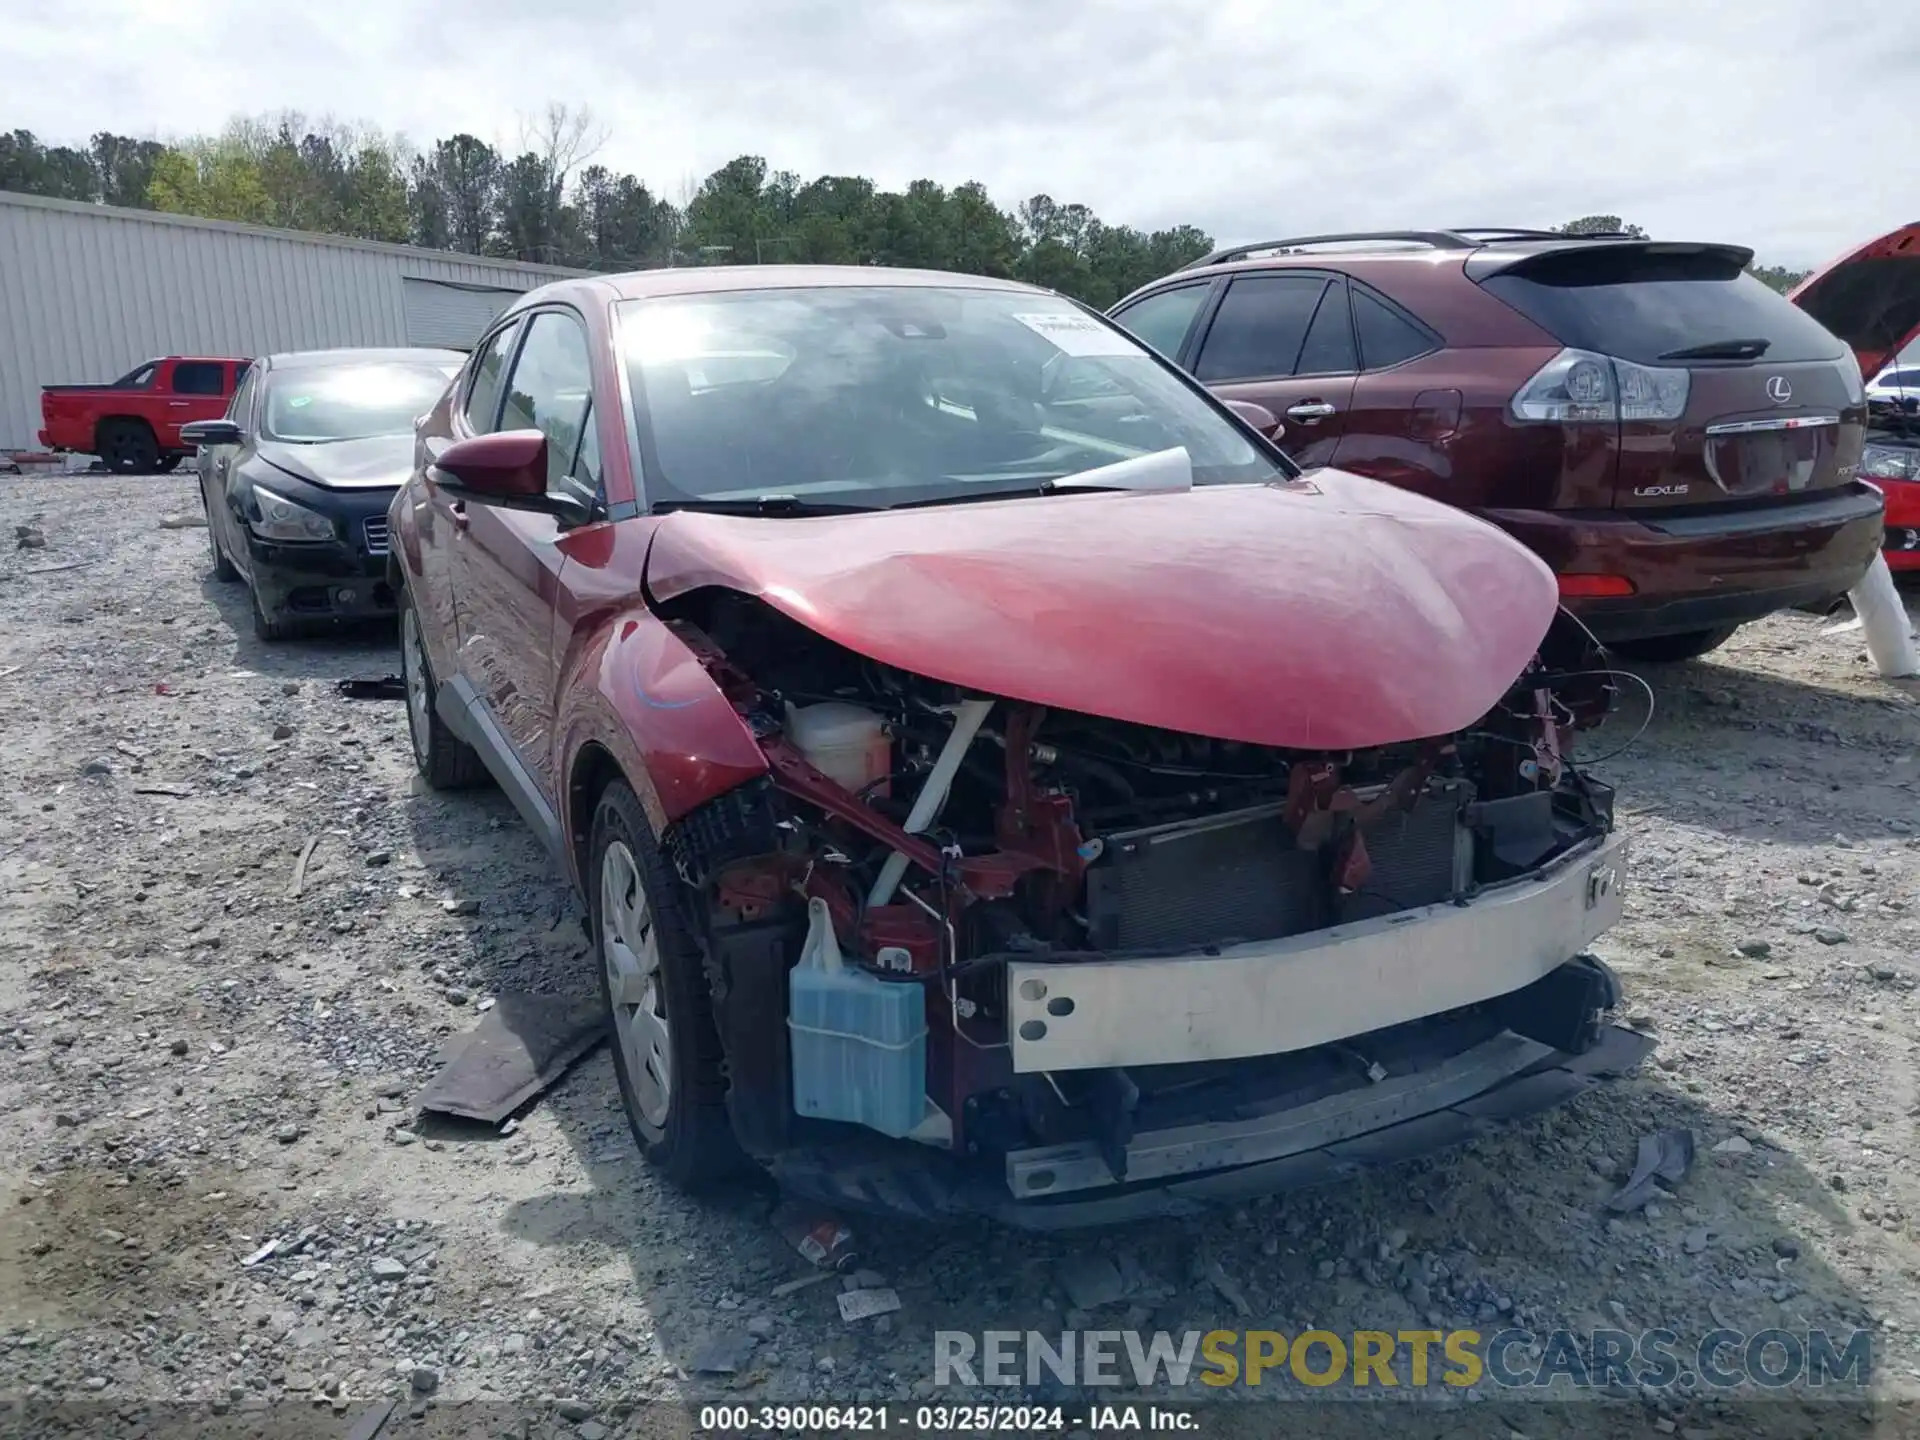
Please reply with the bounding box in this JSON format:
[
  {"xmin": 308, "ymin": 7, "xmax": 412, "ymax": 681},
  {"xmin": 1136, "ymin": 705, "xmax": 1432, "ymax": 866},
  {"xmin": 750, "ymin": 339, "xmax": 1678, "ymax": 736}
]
[
  {"xmin": 1790, "ymin": 221, "xmax": 1920, "ymax": 572},
  {"xmin": 384, "ymin": 266, "xmax": 1643, "ymax": 1225}
]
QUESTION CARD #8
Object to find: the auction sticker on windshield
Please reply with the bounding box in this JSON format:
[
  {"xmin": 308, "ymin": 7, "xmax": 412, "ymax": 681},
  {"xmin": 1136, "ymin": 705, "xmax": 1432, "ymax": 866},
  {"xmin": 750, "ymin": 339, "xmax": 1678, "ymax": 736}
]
[{"xmin": 1014, "ymin": 311, "xmax": 1143, "ymax": 358}]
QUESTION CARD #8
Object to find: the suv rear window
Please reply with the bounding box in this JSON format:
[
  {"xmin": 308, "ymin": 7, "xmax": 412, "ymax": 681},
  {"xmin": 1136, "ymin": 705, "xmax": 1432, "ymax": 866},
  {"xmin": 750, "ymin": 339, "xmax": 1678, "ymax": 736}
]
[{"xmin": 1479, "ymin": 249, "xmax": 1845, "ymax": 366}]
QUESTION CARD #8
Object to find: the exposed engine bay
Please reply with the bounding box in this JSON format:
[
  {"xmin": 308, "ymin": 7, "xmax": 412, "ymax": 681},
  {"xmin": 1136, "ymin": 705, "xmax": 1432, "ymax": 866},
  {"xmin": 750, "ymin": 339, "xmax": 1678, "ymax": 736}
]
[{"xmin": 655, "ymin": 588, "xmax": 1626, "ymax": 1198}]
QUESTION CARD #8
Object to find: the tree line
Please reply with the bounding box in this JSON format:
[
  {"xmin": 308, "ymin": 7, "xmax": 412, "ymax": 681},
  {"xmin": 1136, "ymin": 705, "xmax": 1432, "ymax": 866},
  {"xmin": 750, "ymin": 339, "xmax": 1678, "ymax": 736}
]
[
  {"xmin": 0, "ymin": 108, "xmax": 1210, "ymax": 308},
  {"xmin": 0, "ymin": 116, "xmax": 1809, "ymax": 304}
]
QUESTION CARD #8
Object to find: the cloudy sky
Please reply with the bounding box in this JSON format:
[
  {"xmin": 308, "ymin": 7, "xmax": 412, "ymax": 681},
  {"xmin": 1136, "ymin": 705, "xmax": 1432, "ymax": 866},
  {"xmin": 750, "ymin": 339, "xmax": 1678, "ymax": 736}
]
[{"xmin": 12, "ymin": 0, "xmax": 1917, "ymax": 268}]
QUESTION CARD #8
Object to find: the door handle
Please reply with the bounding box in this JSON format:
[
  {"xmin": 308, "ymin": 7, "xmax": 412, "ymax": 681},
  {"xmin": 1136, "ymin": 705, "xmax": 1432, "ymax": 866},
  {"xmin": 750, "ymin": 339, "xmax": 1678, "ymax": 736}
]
[
  {"xmin": 1286, "ymin": 401, "xmax": 1337, "ymax": 423},
  {"xmin": 450, "ymin": 500, "xmax": 469, "ymax": 531}
]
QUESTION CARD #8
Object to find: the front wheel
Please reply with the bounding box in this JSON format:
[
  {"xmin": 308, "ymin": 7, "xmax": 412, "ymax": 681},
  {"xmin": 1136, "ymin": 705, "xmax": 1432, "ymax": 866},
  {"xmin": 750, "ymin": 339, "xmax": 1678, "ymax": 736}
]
[
  {"xmin": 155, "ymin": 454, "xmax": 182, "ymax": 473},
  {"xmin": 1608, "ymin": 626, "xmax": 1739, "ymax": 664},
  {"xmin": 204, "ymin": 490, "xmax": 238, "ymax": 582},
  {"xmin": 399, "ymin": 587, "xmax": 487, "ymax": 788},
  {"xmin": 593, "ymin": 779, "xmax": 742, "ymax": 1188}
]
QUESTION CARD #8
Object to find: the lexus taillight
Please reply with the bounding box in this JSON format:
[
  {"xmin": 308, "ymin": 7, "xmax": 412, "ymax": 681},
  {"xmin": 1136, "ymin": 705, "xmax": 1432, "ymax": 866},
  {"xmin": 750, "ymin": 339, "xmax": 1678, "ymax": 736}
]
[{"xmin": 1512, "ymin": 348, "xmax": 1690, "ymax": 424}]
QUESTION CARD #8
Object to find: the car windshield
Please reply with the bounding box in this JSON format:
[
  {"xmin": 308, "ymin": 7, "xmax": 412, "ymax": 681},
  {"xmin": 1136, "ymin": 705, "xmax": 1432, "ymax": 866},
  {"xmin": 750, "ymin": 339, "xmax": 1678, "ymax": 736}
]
[
  {"xmin": 615, "ymin": 285, "xmax": 1292, "ymax": 509},
  {"xmin": 262, "ymin": 363, "xmax": 458, "ymax": 444}
]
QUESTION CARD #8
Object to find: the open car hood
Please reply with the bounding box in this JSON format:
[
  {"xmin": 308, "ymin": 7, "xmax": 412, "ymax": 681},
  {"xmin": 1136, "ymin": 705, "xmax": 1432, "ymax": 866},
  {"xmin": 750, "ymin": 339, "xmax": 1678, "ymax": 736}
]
[
  {"xmin": 1789, "ymin": 222, "xmax": 1920, "ymax": 379},
  {"xmin": 642, "ymin": 473, "xmax": 1559, "ymax": 751}
]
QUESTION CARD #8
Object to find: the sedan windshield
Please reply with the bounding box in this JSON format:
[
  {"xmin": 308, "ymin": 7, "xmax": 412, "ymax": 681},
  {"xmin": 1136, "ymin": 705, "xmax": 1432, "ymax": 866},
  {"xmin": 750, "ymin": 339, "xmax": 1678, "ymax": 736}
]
[
  {"xmin": 263, "ymin": 363, "xmax": 458, "ymax": 444},
  {"xmin": 616, "ymin": 285, "xmax": 1292, "ymax": 509}
]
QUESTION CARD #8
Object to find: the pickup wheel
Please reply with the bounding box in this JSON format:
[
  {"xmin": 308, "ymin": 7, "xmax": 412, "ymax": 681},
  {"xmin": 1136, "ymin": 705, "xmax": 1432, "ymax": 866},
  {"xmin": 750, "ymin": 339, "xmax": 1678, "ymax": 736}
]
[
  {"xmin": 398, "ymin": 587, "xmax": 487, "ymax": 789},
  {"xmin": 1608, "ymin": 626, "xmax": 1740, "ymax": 664},
  {"xmin": 592, "ymin": 778, "xmax": 743, "ymax": 1189},
  {"xmin": 155, "ymin": 455, "xmax": 182, "ymax": 473},
  {"xmin": 98, "ymin": 420, "xmax": 158, "ymax": 475}
]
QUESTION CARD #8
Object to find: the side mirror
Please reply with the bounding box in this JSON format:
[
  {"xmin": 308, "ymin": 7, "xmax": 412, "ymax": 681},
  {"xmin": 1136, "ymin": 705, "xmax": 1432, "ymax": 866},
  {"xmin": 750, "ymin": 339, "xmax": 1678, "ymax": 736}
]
[
  {"xmin": 1223, "ymin": 399, "xmax": 1283, "ymax": 440},
  {"xmin": 430, "ymin": 429, "xmax": 591, "ymax": 524},
  {"xmin": 180, "ymin": 419, "xmax": 242, "ymax": 447}
]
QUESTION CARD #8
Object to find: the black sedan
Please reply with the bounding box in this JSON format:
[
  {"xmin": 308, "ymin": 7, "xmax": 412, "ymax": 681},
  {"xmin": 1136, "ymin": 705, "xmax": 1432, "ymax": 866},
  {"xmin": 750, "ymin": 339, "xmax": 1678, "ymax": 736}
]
[{"xmin": 182, "ymin": 348, "xmax": 463, "ymax": 640}]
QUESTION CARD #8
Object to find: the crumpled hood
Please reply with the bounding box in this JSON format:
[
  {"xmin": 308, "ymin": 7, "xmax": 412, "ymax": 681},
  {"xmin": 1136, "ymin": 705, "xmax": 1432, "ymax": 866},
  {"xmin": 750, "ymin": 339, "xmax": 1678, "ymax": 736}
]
[
  {"xmin": 1790, "ymin": 222, "xmax": 1920, "ymax": 379},
  {"xmin": 643, "ymin": 472, "xmax": 1559, "ymax": 751},
  {"xmin": 260, "ymin": 434, "xmax": 412, "ymax": 491}
]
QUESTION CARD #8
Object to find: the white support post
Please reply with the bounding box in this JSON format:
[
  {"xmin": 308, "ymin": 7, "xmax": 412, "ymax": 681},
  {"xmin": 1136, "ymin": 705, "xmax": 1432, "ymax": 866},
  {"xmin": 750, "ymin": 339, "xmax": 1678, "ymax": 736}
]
[{"xmin": 1848, "ymin": 552, "xmax": 1918, "ymax": 678}]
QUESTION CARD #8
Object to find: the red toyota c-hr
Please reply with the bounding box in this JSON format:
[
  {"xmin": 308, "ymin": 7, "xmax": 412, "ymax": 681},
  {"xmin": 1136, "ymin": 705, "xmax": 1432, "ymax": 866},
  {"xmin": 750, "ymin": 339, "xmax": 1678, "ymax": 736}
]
[{"xmin": 387, "ymin": 265, "xmax": 1642, "ymax": 1225}]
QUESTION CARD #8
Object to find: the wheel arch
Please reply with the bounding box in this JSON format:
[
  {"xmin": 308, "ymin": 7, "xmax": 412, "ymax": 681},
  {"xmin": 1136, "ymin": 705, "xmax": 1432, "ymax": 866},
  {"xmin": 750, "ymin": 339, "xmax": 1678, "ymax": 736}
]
[
  {"xmin": 93, "ymin": 414, "xmax": 156, "ymax": 447},
  {"xmin": 553, "ymin": 605, "xmax": 770, "ymax": 897}
]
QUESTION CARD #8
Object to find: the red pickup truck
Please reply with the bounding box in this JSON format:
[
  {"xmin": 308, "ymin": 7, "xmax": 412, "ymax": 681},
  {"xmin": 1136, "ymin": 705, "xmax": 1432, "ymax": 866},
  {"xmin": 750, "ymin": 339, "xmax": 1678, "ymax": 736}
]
[{"xmin": 39, "ymin": 356, "xmax": 251, "ymax": 473}]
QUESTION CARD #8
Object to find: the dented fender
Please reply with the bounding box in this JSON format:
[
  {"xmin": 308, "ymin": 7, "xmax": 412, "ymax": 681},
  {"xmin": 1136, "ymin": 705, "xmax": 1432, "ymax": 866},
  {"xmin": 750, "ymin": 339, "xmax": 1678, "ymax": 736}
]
[{"xmin": 551, "ymin": 604, "xmax": 769, "ymax": 889}]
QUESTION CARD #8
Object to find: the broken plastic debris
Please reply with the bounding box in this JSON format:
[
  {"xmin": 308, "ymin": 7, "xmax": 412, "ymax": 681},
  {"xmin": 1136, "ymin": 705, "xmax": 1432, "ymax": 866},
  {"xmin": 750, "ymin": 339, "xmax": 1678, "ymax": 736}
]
[
  {"xmin": 769, "ymin": 1272, "xmax": 837, "ymax": 1300},
  {"xmin": 836, "ymin": 1286, "xmax": 902, "ymax": 1322},
  {"xmin": 241, "ymin": 1238, "xmax": 280, "ymax": 1267},
  {"xmin": 1606, "ymin": 1127, "xmax": 1695, "ymax": 1213},
  {"xmin": 337, "ymin": 675, "xmax": 408, "ymax": 701}
]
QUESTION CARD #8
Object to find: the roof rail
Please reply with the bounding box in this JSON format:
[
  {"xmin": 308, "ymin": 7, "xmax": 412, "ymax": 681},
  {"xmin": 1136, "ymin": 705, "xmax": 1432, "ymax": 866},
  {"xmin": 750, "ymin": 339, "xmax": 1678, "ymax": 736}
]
[
  {"xmin": 1182, "ymin": 227, "xmax": 1652, "ymax": 271},
  {"xmin": 1454, "ymin": 226, "xmax": 1649, "ymax": 242},
  {"xmin": 1179, "ymin": 231, "xmax": 1478, "ymax": 270}
]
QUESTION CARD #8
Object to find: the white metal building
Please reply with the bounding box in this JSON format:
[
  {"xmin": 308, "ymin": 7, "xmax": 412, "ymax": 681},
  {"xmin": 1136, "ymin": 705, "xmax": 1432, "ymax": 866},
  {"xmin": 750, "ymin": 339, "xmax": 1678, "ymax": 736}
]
[{"xmin": 0, "ymin": 190, "xmax": 586, "ymax": 454}]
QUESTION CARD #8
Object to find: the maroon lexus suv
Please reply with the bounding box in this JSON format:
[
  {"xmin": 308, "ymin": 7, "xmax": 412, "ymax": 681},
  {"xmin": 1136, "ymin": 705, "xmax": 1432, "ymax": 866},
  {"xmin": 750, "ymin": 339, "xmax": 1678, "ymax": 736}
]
[{"xmin": 1110, "ymin": 229, "xmax": 1885, "ymax": 661}]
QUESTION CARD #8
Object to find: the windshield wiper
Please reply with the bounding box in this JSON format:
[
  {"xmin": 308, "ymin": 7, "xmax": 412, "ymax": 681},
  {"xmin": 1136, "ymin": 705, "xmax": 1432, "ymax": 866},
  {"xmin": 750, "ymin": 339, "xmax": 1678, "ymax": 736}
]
[
  {"xmin": 652, "ymin": 495, "xmax": 874, "ymax": 516},
  {"xmin": 1658, "ymin": 337, "xmax": 1771, "ymax": 361}
]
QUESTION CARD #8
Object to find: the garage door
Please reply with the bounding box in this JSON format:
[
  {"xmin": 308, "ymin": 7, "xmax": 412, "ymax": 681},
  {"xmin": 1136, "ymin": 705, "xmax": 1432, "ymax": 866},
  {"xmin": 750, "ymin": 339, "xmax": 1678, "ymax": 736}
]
[{"xmin": 401, "ymin": 279, "xmax": 522, "ymax": 350}]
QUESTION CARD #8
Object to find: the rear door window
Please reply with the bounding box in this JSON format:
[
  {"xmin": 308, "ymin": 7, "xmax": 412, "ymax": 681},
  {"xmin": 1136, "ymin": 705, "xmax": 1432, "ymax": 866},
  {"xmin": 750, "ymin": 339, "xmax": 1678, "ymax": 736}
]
[
  {"xmin": 1479, "ymin": 251, "xmax": 1845, "ymax": 365},
  {"xmin": 1352, "ymin": 287, "xmax": 1440, "ymax": 370},
  {"xmin": 172, "ymin": 361, "xmax": 225, "ymax": 395},
  {"xmin": 1110, "ymin": 283, "xmax": 1211, "ymax": 360},
  {"xmin": 1192, "ymin": 274, "xmax": 1330, "ymax": 382},
  {"xmin": 1295, "ymin": 280, "xmax": 1357, "ymax": 376}
]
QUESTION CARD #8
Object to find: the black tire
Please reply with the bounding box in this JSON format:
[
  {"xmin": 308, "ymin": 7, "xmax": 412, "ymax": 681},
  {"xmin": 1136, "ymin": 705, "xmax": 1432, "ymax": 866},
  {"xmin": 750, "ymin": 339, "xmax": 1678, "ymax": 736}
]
[
  {"xmin": 1608, "ymin": 626, "xmax": 1740, "ymax": 664},
  {"xmin": 398, "ymin": 586, "xmax": 487, "ymax": 789},
  {"xmin": 591, "ymin": 778, "xmax": 743, "ymax": 1188},
  {"xmin": 204, "ymin": 490, "xmax": 238, "ymax": 582},
  {"xmin": 250, "ymin": 583, "xmax": 298, "ymax": 642},
  {"xmin": 98, "ymin": 420, "xmax": 158, "ymax": 475},
  {"xmin": 155, "ymin": 454, "xmax": 182, "ymax": 473}
]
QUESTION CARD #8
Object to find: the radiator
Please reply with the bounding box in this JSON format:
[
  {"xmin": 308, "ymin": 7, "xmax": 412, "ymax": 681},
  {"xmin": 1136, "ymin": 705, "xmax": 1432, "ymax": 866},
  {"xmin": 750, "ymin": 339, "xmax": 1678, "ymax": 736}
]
[{"xmin": 1083, "ymin": 783, "xmax": 1471, "ymax": 954}]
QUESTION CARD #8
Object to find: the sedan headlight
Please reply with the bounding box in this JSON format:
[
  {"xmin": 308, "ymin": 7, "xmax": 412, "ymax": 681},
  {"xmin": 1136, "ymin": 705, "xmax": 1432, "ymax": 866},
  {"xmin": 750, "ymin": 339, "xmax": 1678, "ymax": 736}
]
[
  {"xmin": 1861, "ymin": 443, "xmax": 1920, "ymax": 482},
  {"xmin": 249, "ymin": 485, "xmax": 336, "ymax": 542}
]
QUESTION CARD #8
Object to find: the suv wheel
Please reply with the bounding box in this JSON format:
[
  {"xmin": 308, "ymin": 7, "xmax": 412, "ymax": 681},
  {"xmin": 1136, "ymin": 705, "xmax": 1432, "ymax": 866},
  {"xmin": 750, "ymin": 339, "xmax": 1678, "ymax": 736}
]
[
  {"xmin": 592, "ymin": 778, "xmax": 742, "ymax": 1188},
  {"xmin": 99, "ymin": 421, "xmax": 158, "ymax": 475},
  {"xmin": 399, "ymin": 587, "xmax": 486, "ymax": 788},
  {"xmin": 1608, "ymin": 626, "xmax": 1739, "ymax": 664}
]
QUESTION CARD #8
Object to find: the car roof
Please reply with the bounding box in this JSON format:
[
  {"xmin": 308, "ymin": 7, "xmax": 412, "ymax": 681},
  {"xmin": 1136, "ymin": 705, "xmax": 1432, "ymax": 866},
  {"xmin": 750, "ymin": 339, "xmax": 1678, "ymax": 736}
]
[
  {"xmin": 262, "ymin": 347, "xmax": 466, "ymax": 372},
  {"xmin": 533, "ymin": 264, "xmax": 1049, "ymax": 305}
]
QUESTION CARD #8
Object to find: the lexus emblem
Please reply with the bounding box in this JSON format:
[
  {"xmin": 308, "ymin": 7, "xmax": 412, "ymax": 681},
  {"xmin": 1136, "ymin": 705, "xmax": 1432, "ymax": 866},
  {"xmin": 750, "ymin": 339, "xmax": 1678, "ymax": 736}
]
[{"xmin": 1766, "ymin": 375, "xmax": 1792, "ymax": 404}]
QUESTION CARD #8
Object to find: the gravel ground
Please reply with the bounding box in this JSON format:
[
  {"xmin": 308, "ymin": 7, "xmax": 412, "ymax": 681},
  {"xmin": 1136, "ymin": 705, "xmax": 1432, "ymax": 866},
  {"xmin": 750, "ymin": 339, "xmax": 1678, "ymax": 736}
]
[{"xmin": 3, "ymin": 473, "xmax": 1920, "ymax": 1436}]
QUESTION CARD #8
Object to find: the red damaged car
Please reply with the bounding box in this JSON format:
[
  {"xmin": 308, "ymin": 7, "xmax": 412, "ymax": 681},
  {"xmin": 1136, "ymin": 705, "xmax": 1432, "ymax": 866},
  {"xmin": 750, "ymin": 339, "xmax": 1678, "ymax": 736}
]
[
  {"xmin": 390, "ymin": 266, "xmax": 1644, "ymax": 1224},
  {"xmin": 1789, "ymin": 221, "xmax": 1920, "ymax": 572}
]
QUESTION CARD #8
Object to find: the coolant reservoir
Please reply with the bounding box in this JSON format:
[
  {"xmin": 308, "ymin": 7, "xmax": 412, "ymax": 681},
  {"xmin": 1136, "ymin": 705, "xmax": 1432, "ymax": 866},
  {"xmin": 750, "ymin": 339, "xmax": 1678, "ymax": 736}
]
[{"xmin": 785, "ymin": 702, "xmax": 891, "ymax": 797}]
